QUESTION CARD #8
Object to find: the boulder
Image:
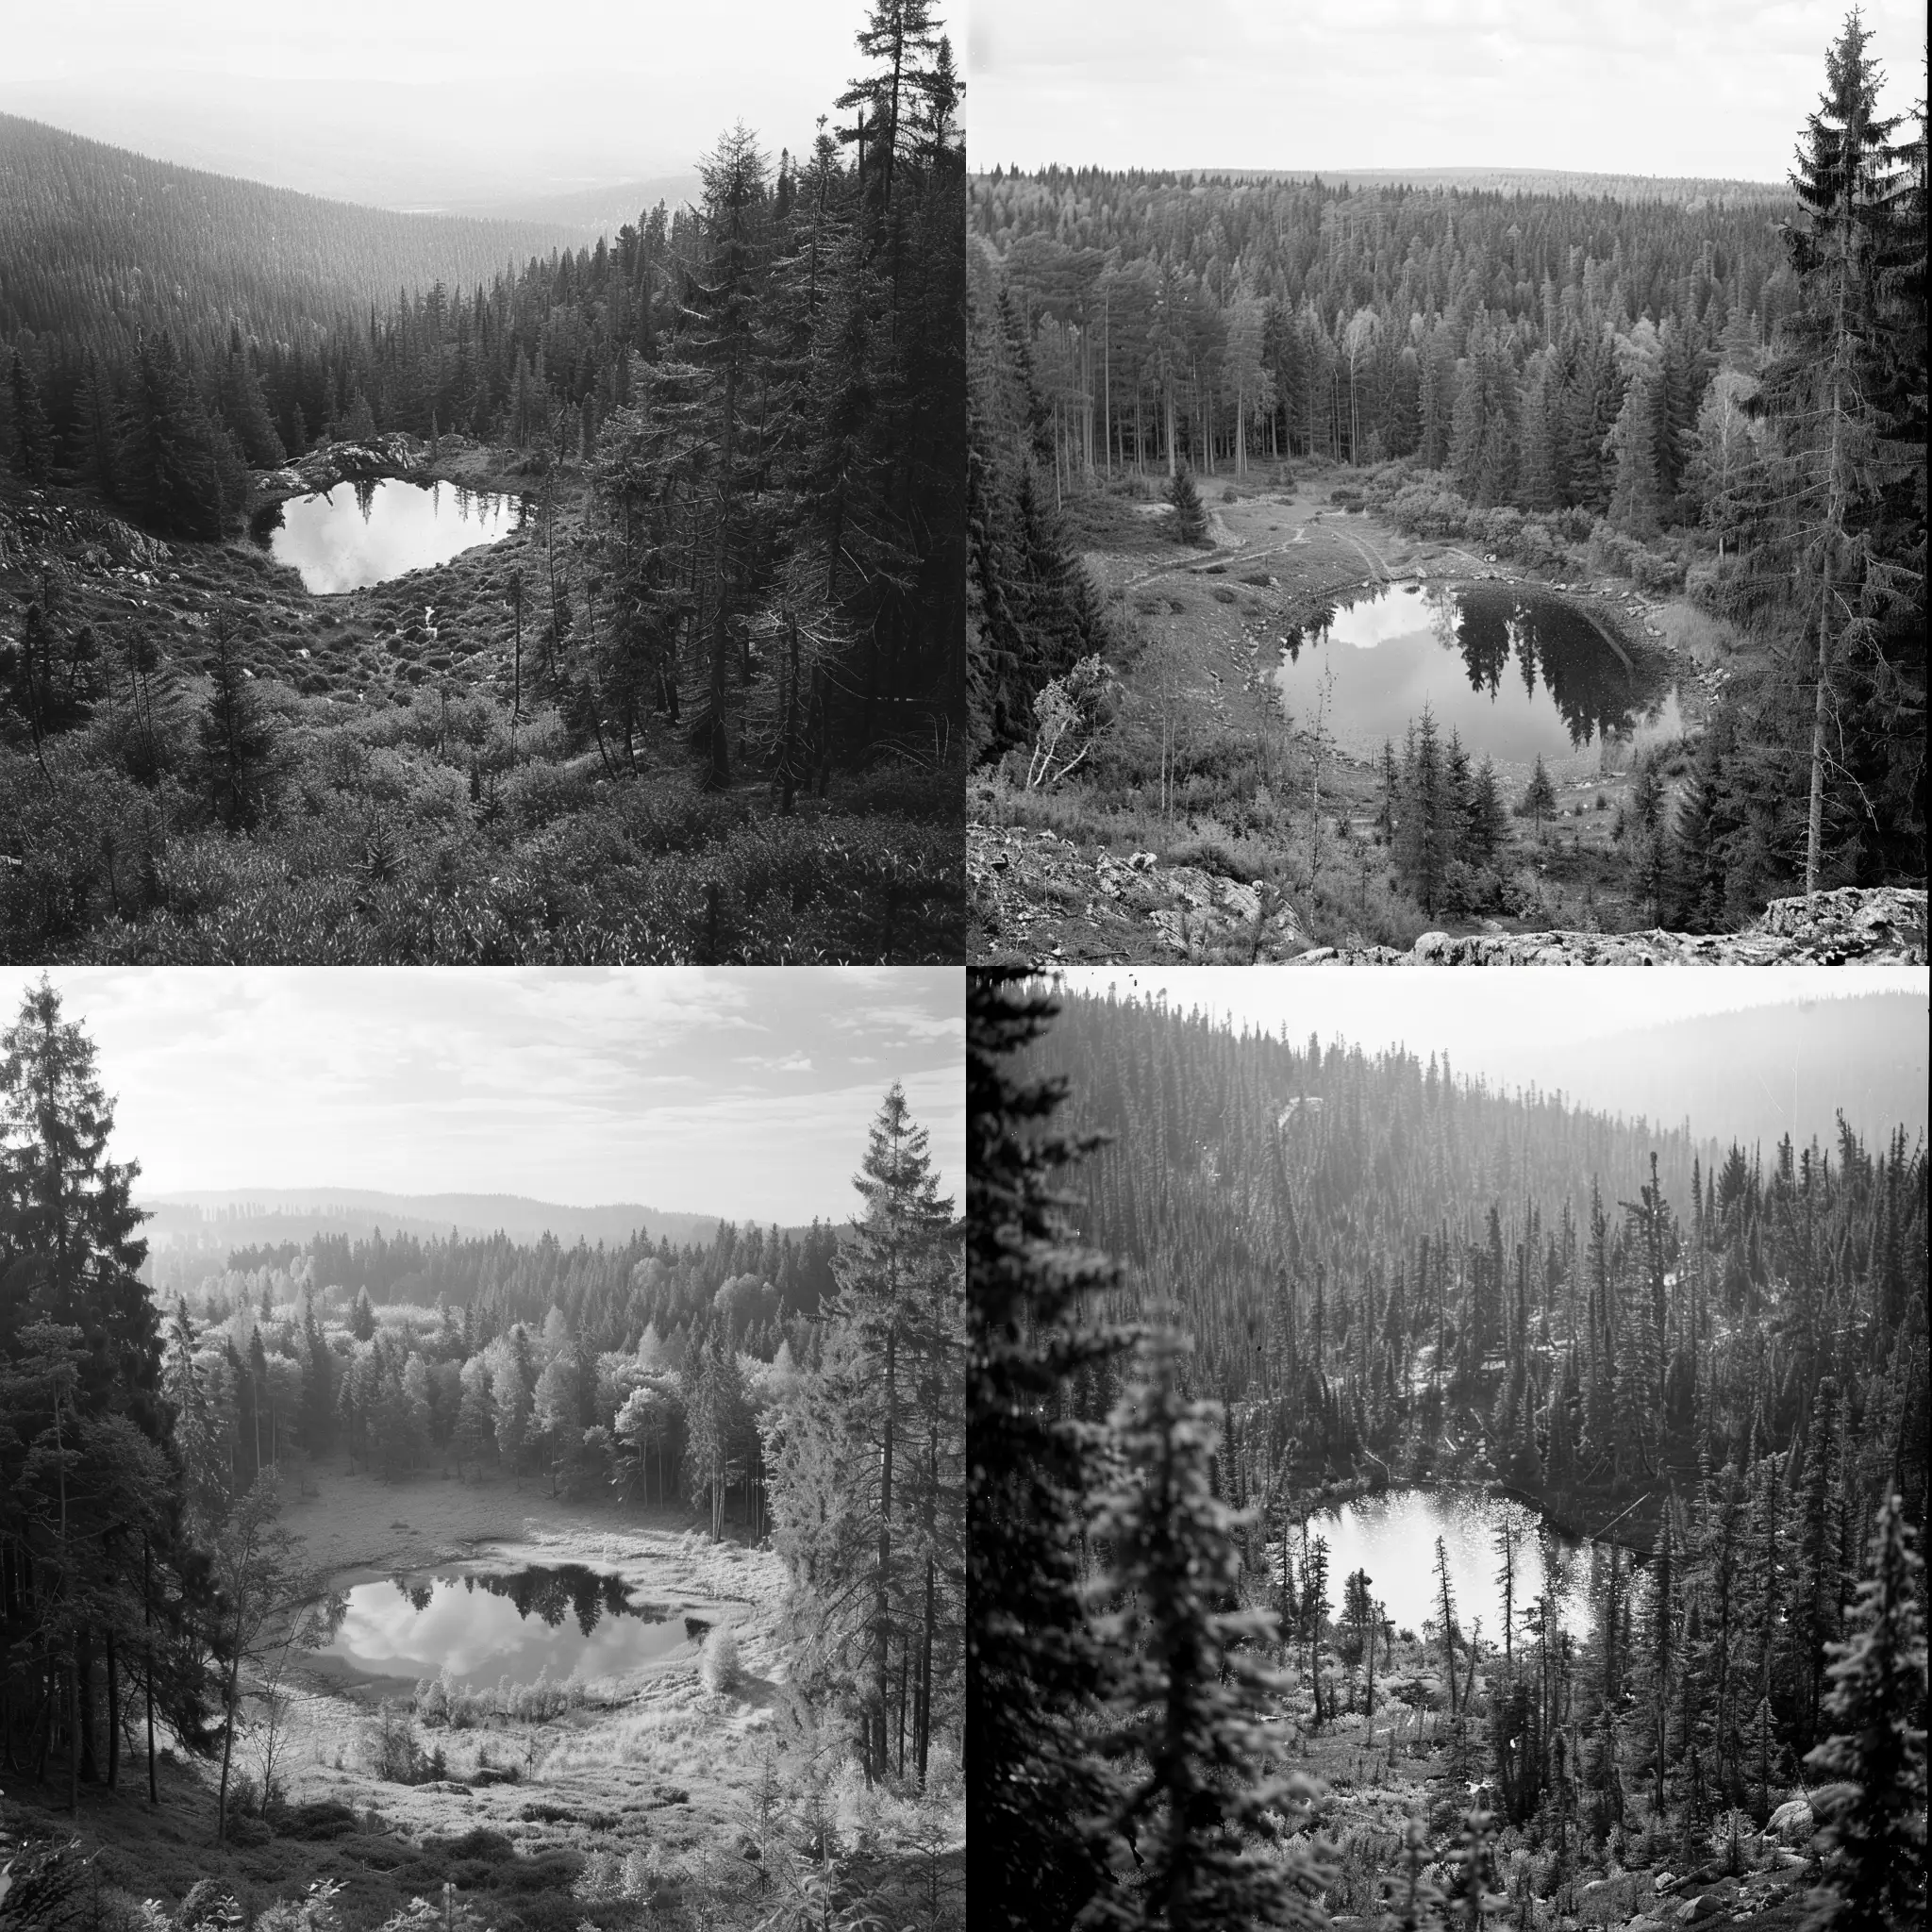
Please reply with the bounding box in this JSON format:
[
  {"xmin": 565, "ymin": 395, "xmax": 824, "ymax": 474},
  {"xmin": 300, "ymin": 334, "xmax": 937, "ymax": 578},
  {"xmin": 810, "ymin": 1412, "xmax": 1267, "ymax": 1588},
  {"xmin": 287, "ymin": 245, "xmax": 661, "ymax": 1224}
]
[{"xmin": 1675, "ymin": 1878, "xmax": 1740, "ymax": 1924}]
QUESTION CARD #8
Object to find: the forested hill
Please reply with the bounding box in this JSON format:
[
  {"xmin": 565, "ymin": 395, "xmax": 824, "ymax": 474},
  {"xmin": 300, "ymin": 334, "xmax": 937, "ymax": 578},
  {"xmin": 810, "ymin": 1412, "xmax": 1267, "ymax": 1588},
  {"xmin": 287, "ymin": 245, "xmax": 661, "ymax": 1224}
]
[
  {"xmin": 1029, "ymin": 987, "xmax": 1926, "ymax": 1510},
  {"xmin": 162, "ymin": 1209, "xmax": 852, "ymax": 1364},
  {"xmin": 0, "ymin": 113, "xmax": 575, "ymax": 355},
  {"xmin": 140, "ymin": 1191, "xmax": 732, "ymax": 1260},
  {"xmin": 1029, "ymin": 165, "xmax": 1790, "ymax": 207}
]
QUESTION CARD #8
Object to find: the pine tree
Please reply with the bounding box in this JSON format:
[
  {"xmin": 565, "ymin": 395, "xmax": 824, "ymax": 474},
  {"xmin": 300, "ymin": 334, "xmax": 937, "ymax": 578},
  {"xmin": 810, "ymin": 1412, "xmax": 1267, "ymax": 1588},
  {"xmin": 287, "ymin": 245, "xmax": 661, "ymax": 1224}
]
[
  {"xmin": 1085, "ymin": 1329, "xmax": 1332, "ymax": 1931},
  {"xmin": 1517, "ymin": 755, "xmax": 1557, "ymax": 845},
  {"xmin": 1747, "ymin": 12, "xmax": 1920, "ymax": 895},
  {"xmin": 198, "ymin": 613, "xmax": 275, "ymax": 829},
  {"xmin": 8, "ymin": 351, "xmax": 55, "ymax": 484},
  {"xmin": 687, "ymin": 123, "xmax": 773, "ymax": 790},
  {"xmin": 1799, "ymin": 1491, "xmax": 1927, "ymax": 1932},
  {"xmin": 967, "ymin": 970, "xmax": 1131, "ymax": 1932},
  {"xmin": 0, "ymin": 978, "xmax": 159, "ymax": 1439},
  {"xmin": 1168, "ymin": 461, "xmax": 1208, "ymax": 544}
]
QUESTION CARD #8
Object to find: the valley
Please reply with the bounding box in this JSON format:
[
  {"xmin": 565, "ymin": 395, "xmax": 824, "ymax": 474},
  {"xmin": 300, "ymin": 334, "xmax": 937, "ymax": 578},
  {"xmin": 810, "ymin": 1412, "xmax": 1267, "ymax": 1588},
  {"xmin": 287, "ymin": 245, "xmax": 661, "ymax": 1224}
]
[{"xmin": 971, "ymin": 463, "xmax": 1748, "ymax": 961}]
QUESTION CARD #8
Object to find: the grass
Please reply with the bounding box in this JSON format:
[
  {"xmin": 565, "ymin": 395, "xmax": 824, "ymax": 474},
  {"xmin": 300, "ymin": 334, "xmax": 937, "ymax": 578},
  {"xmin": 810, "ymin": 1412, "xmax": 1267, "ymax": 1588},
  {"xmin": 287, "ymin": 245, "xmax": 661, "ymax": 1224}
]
[
  {"xmin": 0, "ymin": 1465, "xmax": 963, "ymax": 1931},
  {"xmin": 0, "ymin": 459, "xmax": 963, "ymax": 963},
  {"xmin": 971, "ymin": 463, "xmax": 1727, "ymax": 959}
]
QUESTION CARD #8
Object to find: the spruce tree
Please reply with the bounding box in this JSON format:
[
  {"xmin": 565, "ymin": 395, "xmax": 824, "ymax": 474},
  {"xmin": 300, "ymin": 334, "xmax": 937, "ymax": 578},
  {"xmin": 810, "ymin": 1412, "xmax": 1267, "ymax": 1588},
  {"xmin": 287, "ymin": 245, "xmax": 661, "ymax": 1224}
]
[
  {"xmin": 8, "ymin": 351, "xmax": 55, "ymax": 485},
  {"xmin": 199, "ymin": 615, "xmax": 275, "ymax": 830},
  {"xmin": 967, "ymin": 970, "xmax": 1131, "ymax": 1932},
  {"xmin": 1800, "ymin": 1491, "xmax": 1927, "ymax": 1932},
  {"xmin": 1168, "ymin": 461, "xmax": 1208, "ymax": 544},
  {"xmin": 1085, "ymin": 1329, "xmax": 1332, "ymax": 1931},
  {"xmin": 1517, "ymin": 755, "xmax": 1557, "ymax": 845}
]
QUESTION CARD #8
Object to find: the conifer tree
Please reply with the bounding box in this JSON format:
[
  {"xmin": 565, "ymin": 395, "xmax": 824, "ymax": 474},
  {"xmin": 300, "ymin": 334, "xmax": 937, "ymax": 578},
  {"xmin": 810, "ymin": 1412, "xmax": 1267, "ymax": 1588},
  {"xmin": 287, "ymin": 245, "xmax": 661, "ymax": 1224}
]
[
  {"xmin": 1517, "ymin": 755, "xmax": 1557, "ymax": 846},
  {"xmin": 967, "ymin": 970, "xmax": 1131, "ymax": 1932},
  {"xmin": 1168, "ymin": 461, "xmax": 1207, "ymax": 545},
  {"xmin": 198, "ymin": 614, "xmax": 275, "ymax": 830},
  {"xmin": 1800, "ymin": 1491, "xmax": 1927, "ymax": 1932},
  {"xmin": 8, "ymin": 352, "xmax": 54, "ymax": 485},
  {"xmin": 1085, "ymin": 1329, "xmax": 1332, "ymax": 1932}
]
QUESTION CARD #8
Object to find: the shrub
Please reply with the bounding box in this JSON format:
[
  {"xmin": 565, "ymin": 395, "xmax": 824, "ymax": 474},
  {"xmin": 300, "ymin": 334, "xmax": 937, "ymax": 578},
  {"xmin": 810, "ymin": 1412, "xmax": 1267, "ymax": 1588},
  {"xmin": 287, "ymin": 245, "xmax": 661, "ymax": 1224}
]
[
  {"xmin": 699, "ymin": 1622, "xmax": 743, "ymax": 1695},
  {"xmin": 362, "ymin": 1699, "xmax": 428, "ymax": 1783}
]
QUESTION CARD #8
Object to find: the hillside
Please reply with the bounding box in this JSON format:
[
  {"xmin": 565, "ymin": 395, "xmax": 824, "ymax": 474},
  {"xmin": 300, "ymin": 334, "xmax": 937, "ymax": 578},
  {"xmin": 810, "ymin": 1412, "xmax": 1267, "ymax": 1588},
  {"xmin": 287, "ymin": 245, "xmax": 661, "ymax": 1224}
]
[
  {"xmin": 0, "ymin": 2, "xmax": 966, "ymax": 965},
  {"xmin": 1474, "ymin": 987, "xmax": 1930, "ymax": 1153},
  {"xmin": 1229, "ymin": 165, "xmax": 1791, "ymax": 205},
  {"xmin": 140, "ymin": 1191, "xmax": 734, "ymax": 1257},
  {"xmin": 0, "ymin": 114, "xmax": 578, "ymax": 356}
]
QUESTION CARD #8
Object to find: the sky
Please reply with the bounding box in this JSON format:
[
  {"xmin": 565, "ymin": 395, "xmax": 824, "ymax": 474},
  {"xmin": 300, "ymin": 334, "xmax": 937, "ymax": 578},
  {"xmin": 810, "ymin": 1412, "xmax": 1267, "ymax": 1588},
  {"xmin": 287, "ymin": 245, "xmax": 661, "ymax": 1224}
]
[
  {"xmin": 0, "ymin": 0, "xmax": 887, "ymax": 209},
  {"xmin": 1054, "ymin": 964, "xmax": 1926, "ymax": 1087},
  {"xmin": 0, "ymin": 968, "xmax": 963, "ymax": 1224},
  {"xmin": 968, "ymin": 0, "xmax": 1926, "ymax": 180}
]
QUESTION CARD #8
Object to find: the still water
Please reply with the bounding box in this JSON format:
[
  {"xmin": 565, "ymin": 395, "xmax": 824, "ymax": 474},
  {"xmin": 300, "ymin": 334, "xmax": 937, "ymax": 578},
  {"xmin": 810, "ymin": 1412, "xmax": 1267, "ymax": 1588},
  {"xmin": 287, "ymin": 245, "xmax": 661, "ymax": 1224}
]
[
  {"xmin": 320, "ymin": 1565, "xmax": 716, "ymax": 1686},
  {"xmin": 261, "ymin": 477, "xmax": 523, "ymax": 593},
  {"xmin": 1288, "ymin": 1488, "xmax": 1612, "ymax": 1640},
  {"xmin": 1274, "ymin": 582, "xmax": 1681, "ymax": 774}
]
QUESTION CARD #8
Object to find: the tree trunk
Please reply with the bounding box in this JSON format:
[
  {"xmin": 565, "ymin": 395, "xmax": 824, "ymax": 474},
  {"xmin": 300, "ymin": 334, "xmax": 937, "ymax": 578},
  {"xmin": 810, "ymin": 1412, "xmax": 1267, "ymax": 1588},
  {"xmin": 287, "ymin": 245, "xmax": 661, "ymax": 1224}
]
[
  {"xmin": 874, "ymin": 1327, "xmax": 896, "ymax": 1778},
  {"xmin": 107, "ymin": 1631, "xmax": 119, "ymax": 1790},
  {"xmin": 217, "ymin": 1670, "xmax": 238, "ymax": 1844},
  {"xmin": 146, "ymin": 1535, "xmax": 158, "ymax": 1806},
  {"xmin": 917, "ymin": 1555, "xmax": 935, "ymax": 1789},
  {"xmin": 1806, "ymin": 552, "xmax": 1832, "ymax": 895}
]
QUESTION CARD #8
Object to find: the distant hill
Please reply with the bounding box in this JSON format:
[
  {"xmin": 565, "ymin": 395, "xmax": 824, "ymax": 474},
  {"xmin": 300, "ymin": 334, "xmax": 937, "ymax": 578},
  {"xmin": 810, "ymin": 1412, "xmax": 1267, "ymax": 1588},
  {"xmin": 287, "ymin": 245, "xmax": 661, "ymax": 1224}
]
[
  {"xmin": 1474, "ymin": 991, "xmax": 1928, "ymax": 1155},
  {"xmin": 138, "ymin": 1190, "xmax": 731, "ymax": 1257},
  {"xmin": 1144, "ymin": 166, "xmax": 1792, "ymax": 207},
  {"xmin": 0, "ymin": 114, "xmax": 579, "ymax": 356},
  {"xmin": 420, "ymin": 174, "xmax": 705, "ymax": 239}
]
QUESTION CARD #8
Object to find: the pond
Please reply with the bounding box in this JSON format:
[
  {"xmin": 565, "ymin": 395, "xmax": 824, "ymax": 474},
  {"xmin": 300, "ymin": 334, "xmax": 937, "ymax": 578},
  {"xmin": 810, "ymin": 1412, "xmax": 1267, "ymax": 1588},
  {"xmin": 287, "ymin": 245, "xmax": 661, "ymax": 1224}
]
[
  {"xmin": 1288, "ymin": 1487, "xmax": 1618, "ymax": 1641},
  {"xmin": 317, "ymin": 1564, "xmax": 722, "ymax": 1688},
  {"xmin": 1273, "ymin": 581, "xmax": 1681, "ymax": 774},
  {"xmin": 258, "ymin": 477, "xmax": 524, "ymax": 593}
]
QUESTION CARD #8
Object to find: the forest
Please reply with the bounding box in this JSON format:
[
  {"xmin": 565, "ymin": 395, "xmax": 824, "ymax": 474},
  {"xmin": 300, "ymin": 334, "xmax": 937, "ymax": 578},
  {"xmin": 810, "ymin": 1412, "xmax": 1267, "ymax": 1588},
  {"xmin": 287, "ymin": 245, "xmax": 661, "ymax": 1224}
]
[
  {"xmin": 967, "ymin": 14, "xmax": 1925, "ymax": 949},
  {"xmin": 0, "ymin": 0, "xmax": 964, "ymax": 964},
  {"xmin": 0, "ymin": 980, "xmax": 965, "ymax": 1930},
  {"xmin": 970, "ymin": 970, "xmax": 1927, "ymax": 1932}
]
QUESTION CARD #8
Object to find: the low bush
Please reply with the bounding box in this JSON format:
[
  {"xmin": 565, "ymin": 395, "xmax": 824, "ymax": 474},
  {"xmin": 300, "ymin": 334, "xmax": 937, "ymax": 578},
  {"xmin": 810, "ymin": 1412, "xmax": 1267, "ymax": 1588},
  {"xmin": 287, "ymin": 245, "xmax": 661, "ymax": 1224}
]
[
  {"xmin": 362, "ymin": 1700, "xmax": 429, "ymax": 1784},
  {"xmin": 699, "ymin": 1623, "xmax": 743, "ymax": 1695}
]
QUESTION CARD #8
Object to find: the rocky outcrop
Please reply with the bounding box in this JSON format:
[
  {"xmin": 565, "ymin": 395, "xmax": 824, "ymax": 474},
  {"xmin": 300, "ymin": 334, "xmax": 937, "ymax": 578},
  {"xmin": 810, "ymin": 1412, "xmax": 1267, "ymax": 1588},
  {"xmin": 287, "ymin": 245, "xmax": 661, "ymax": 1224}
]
[
  {"xmin": 972, "ymin": 815, "xmax": 1924, "ymax": 967},
  {"xmin": 970, "ymin": 824, "xmax": 1309, "ymax": 960},
  {"xmin": 1317, "ymin": 886, "xmax": 1926, "ymax": 965},
  {"xmin": 256, "ymin": 432, "xmax": 431, "ymax": 503}
]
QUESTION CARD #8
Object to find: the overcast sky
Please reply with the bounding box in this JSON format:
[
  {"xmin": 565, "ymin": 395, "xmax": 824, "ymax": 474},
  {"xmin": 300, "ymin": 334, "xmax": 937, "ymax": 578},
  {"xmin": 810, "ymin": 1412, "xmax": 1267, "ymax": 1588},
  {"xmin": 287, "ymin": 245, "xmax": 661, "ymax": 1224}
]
[
  {"xmin": 1059, "ymin": 964, "xmax": 1925, "ymax": 1082},
  {"xmin": 968, "ymin": 0, "xmax": 1925, "ymax": 180},
  {"xmin": 0, "ymin": 0, "xmax": 891, "ymax": 209},
  {"xmin": 0, "ymin": 969, "xmax": 962, "ymax": 1224}
]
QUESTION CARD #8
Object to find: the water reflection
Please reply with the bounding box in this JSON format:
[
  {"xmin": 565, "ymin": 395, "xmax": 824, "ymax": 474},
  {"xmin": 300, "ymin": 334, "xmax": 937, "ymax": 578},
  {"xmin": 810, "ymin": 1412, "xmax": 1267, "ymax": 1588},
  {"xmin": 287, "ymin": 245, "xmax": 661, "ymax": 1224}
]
[
  {"xmin": 1275, "ymin": 582, "xmax": 1680, "ymax": 771},
  {"xmin": 259, "ymin": 477, "xmax": 525, "ymax": 593},
  {"xmin": 323, "ymin": 1564, "xmax": 704, "ymax": 1686},
  {"xmin": 1292, "ymin": 1487, "xmax": 1618, "ymax": 1639}
]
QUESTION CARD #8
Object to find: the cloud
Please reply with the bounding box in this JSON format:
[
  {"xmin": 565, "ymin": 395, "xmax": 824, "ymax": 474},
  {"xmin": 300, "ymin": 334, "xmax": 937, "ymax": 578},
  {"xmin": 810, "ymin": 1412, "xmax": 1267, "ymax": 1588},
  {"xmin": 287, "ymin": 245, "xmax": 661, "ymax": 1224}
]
[
  {"xmin": 0, "ymin": 968, "xmax": 961, "ymax": 1224},
  {"xmin": 967, "ymin": 0, "xmax": 1924, "ymax": 178}
]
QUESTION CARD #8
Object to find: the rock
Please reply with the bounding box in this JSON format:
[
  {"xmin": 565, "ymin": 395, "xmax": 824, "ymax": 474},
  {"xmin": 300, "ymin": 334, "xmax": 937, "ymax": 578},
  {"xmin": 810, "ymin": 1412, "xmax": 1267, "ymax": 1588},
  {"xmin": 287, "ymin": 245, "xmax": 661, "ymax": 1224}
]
[
  {"xmin": 1766, "ymin": 1796, "xmax": 1814, "ymax": 1843},
  {"xmin": 1129, "ymin": 850, "xmax": 1158, "ymax": 871},
  {"xmin": 1384, "ymin": 888, "xmax": 1926, "ymax": 966},
  {"xmin": 1676, "ymin": 1878, "xmax": 1740, "ymax": 1924}
]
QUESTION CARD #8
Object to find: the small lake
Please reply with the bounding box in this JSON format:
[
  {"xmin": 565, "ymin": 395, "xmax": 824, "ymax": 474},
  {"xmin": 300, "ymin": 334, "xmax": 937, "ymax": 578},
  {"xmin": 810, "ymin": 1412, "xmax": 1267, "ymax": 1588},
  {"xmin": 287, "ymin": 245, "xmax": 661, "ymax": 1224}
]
[
  {"xmin": 318, "ymin": 1564, "xmax": 721, "ymax": 1688},
  {"xmin": 1288, "ymin": 1487, "xmax": 1616, "ymax": 1640},
  {"xmin": 1273, "ymin": 582, "xmax": 1681, "ymax": 774},
  {"xmin": 259, "ymin": 477, "xmax": 524, "ymax": 593}
]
